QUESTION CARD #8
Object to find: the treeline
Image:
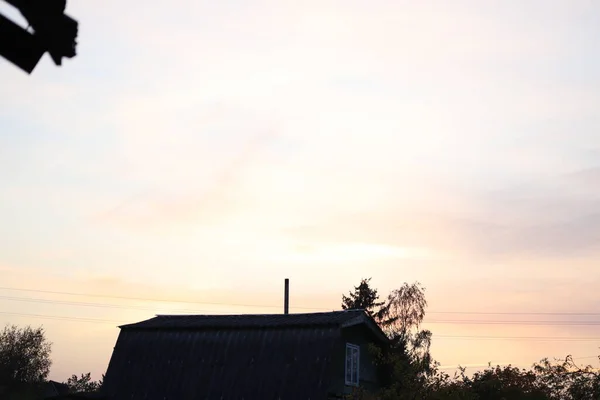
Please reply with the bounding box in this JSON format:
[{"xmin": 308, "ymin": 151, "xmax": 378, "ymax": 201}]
[
  {"xmin": 343, "ymin": 278, "xmax": 600, "ymax": 400},
  {"xmin": 350, "ymin": 356, "xmax": 600, "ymax": 400},
  {"xmin": 0, "ymin": 324, "xmax": 103, "ymax": 396}
]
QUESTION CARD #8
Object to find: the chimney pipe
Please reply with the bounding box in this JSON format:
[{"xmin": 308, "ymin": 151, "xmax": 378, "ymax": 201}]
[{"xmin": 284, "ymin": 278, "xmax": 289, "ymax": 315}]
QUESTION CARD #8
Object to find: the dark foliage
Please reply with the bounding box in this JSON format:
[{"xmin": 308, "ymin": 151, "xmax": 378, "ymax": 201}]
[
  {"xmin": 0, "ymin": 324, "xmax": 52, "ymax": 386},
  {"xmin": 343, "ymin": 279, "xmax": 437, "ymax": 400},
  {"xmin": 341, "ymin": 277, "xmax": 385, "ymax": 319},
  {"xmin": 64, "ymin": 372, "xmax": 103, "ymax": 393},
  {"xmin": 467, "ymin": 365, "xmax": 549, "ymax": 400},
  {"xmin": 350, "ymin": 348, "xmax": 600, "ymax": 400}
]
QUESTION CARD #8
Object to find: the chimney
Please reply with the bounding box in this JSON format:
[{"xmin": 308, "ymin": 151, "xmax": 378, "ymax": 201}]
[{"xmin": 284, "ymin": 278, "xmax": 289, "ymax": 315}]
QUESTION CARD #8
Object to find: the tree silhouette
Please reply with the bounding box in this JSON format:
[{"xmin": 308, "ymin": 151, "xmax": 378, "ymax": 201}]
[
  {"xmin": 343, "ymin": 279, "xmax": 437, "ymax": 399},
  {"xmin": 0, "ymin": 324, "xmax": 52, "ymax": 386},
  {"xmin": 533, "ymin": 355, "xmax": 600, "ymax": 399},
  {"xmin": 341, "ymin": 277, "xmax": 385, "ymax": 320},
  {"xmin": 467, "ymin": 364, "xmax": 549, "ymax": 400},
  {"xmin": 378, "ymin": 282, "xmax": 435, "ymax": 378},
  {"xmin": 64, "ymin": 372, "xmax": 103, "ymax": 393}
]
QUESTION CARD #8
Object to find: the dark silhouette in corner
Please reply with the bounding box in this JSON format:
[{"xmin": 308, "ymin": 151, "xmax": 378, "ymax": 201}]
[{"xmin": 0, "ymin": 0, "xmax": 77, "ymax": 73}]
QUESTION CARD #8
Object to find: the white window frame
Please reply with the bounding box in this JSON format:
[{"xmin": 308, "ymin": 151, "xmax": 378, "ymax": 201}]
[{"xmin": 345, "ymin": 343, "xmax": 360, "ymax": 386}]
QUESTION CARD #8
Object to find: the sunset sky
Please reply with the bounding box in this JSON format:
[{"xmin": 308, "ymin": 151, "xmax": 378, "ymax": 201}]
[{"xmin": 1, "ymin": 0, "xmax": 599, "ymax": 381}]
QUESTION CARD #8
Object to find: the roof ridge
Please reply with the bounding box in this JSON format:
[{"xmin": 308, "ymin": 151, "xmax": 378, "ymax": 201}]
[
  {"xmin": 119, "ymin": 309, "xmax": 370, "ymax": 330},
  {"xmin": 153, "ymin": 309, "xmax": 363, "ymax": 317}
]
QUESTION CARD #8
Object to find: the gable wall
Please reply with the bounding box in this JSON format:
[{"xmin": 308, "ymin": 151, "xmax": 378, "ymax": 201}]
[{"xmin": 328, "ymin": 325, "xmax": 383, "ymax": 397}]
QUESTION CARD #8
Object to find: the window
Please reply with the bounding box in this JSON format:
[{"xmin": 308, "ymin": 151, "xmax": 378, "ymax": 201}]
[{"xmin": 345, "ymin": 343, "xmax": 360, "ymax": 386}]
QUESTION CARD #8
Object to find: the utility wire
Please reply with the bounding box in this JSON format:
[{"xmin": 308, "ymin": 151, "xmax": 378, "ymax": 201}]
[
  {"xmin": 438, "ymin": 355, "xmax": 600, "ymax": 371},
  {"xmin": 0, "ymin": 294, "xmax": 216, "ymax": 313},
  {"xmin": 572, "ymin": 355, "xmax": 600, "ymax": 360},
  {"xmin": 3, "ymin": 295, "xmax": 600, "ymax": 326},
  {"xmin": 0, "ymin": 286, "xmax": 316, "ymax": 309},
  {"xmin": 2, "ymin": 310, "xmax": 600, "ymax": 343},
  {"xmin": 434, "ymin": 335, "xmax": 600, "ymax": 342},
  {"xmin": 0, "ymin": 311, "xmax": 128, "ymax": 324},
  {"xmin": 425, "ymin": 320, "xmax": 600, "ymax": 326},
  {"xmin": 1, "ymin": 286, "xmax": 599, "ymax": 316},
  {"xmin": 428, "ymin": 311, "xmax": 600, "ymax": 316},
  {"xmin": 5, "ymin": 293, "xmax": 600, "ymax": 327}
]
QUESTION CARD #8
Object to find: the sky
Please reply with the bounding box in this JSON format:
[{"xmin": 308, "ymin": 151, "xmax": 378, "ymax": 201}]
[{"xmin": 1, "ymin": 0, "xmax": 600, "ymax": 381}]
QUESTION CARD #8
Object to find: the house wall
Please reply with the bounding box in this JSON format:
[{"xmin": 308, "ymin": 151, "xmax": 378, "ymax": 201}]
[
  {"xmin": 328, "ymin": 325, "xmax": 382, "ymax": 397},
  {"xmin": 0, "ymin": 384, "xmax": 47, "ymax": 400}
]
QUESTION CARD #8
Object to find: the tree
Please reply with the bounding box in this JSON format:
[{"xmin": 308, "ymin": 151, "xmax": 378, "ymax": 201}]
[
  {"xmin": 341, "ymin": 278, "xmax": 385, "ymax": 319},
  {"xmin": 415, "ymin": 368, "xmax": 478, "ymax": 400},
  {"xmin": 425, "ymin": 355, "xmax": 600, "ymax": 400},
  {"xmin": 378, "ymin": 282, "xmax": 436, "ymax": 379},
  {"xmin": 378, "ymin": 282, "xmax": 428, "ymax": 336},
  {"xmin": 0, "ymin": 324, "xmax": 52, "ymax": 386},
  {"xmin": 466, "ymin": 364, "xmax": 550, "ymax": 400},
  {"xmin": 533, "ymin": 355, "xmax": 600, "ymax": 400},
  {"xmin": 343, "ymin": 280, "xmax": 437, "ymax": 400},
  {"xmin": 64, "ymin": 372, "xmax": 103, "ymax": 393}
]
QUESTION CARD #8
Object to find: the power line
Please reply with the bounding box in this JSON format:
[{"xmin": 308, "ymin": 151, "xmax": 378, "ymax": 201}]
[
  {"xmin": 2, "ymin": 286, "xmax": 600, "ymax": 317},
  {"xmin": 425, "ymin": 320, "xmax": 600, "ymax": 326},
  {"xmin": 4, "ymin": 293, "xmax": 600, "ymax": 327},
  {"xmin": 0, "ymin": 294, "xmax": 217, "ymax": 313},
  {"xmin": 3, "ymin": 295, "xmax": 600, "ymax": 327},
  {"xmin": 428, "ymin": 311, "xmax": 600, "ymax": 316},
  {"xmin": 0, "ymin": 286, "xmax": 323, "ymax": 310},
  {"xmin": 434, "ymin": 335, "xmax": 600, "ymax": 342},
  {"xmin": 0, "ymin": 311, "xmax": 127, "ymax": 324},
  {"xmin": 2, "ymin": 309, "xmax": 600, "ymax": 343},
  {"xmin": 438, "ymin": 355, "xmax": 600, "ymax": 371},
  {"xmin": 573, "ymin": 355, "xmax": 600, "ymax": 360}
]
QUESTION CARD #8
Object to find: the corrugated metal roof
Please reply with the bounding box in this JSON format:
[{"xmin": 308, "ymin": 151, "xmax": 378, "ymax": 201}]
[
  {"xmin": 103, "ymin": 325, "xmax": 339, "ymax": 400},
  {"xmin": 119, "ymin": 309, "xmax": 368, "ymax": 330},
  {"xmin": 46, "ymin": 393, "xmax": 105, "ymax": 400},
  {"xmin": 47, "ymin": 381, "xmax": 70, "ymax": 397}
]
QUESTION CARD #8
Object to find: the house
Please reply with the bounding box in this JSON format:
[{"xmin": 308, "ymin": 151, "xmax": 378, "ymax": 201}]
[
  {"xmin": 45, "ymin": 393, "xmax": 104, "ymax": 400},
  {"xmin": 0, "ymin": 380, "xmax": 71, "ymax": 400},
  {"xmin": 101, "ymin": 309, "xmax": 389, "ymax": 399},
  {"xmin": 43, "ymin": 381, "xmax": 72, "ymax": 399}
]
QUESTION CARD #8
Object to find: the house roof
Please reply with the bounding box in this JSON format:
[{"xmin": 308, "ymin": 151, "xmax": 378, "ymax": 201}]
[
  {"xmin": 46, "ymin": 393, "xmax": 105, "ymax": 400},
  {"xmin": 103, "ymin": 310, "xmax": 387, "ymax": 400},
  {"xmin": 47, "ymin": 381, "xmax": 71, "ymax": 396},
  {"xmin": 120, "ymin": 309, "xmax": 382, "ymax": 330}
]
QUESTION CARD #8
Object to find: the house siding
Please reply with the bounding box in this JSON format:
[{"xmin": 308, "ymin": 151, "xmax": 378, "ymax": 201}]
[{"xmin": 328, "ymin": 325, "xmax": 382, "ymax": 397}]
